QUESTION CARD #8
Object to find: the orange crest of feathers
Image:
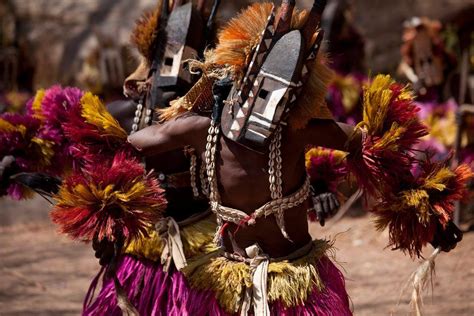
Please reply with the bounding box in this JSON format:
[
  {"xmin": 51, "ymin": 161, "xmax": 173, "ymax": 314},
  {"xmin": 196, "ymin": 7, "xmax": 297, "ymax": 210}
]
[
  {"xmin": 218, "ymin": 2, "xmax": 332, "ymax": 127},
  {"xmin": 165, "ymin": 2, "xmax": 334, "ymax": 127},
  {"xmin": 210, "ymin": 2, "xmax": 308, "ymax": 79},
  {"xmin": 131, "ymin": 1, "xmax": 165, "ymax": 65}
]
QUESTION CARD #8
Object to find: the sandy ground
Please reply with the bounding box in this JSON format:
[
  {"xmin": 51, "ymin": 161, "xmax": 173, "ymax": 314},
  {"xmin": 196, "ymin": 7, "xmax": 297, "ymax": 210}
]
[{"xmin": 0, "ymin": 197, "xmax": 473, "ymax": 315}]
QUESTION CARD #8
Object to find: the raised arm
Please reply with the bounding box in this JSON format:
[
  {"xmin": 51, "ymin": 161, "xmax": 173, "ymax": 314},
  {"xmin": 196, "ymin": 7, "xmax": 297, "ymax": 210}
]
[
  {"xmin": 301, "ymin": 119, "xmax": 361, "ymax": 152},
  {"xmin": 128, "ymin": 114, "xmax": 211, "ymax": 156}
]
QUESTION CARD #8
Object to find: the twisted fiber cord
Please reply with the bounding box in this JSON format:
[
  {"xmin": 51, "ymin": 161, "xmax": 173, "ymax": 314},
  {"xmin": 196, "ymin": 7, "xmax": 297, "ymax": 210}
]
[
  {"xmin": 214, "ymin": 177, "xmax": 310, "ymax": 225},
  {"xmin": 205, "ymin": 122, "xmax": 310, "ymax": 241}
]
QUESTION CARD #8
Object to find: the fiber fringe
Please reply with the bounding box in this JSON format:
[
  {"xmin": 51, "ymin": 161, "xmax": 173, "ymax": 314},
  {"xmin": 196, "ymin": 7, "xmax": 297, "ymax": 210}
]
[
  {"xmin": 82, "ymin": 255, "xmax": 224, "ymax": 316},
  {"xmin": 183, "ymin": 239, "xmax": 334, "ymax": 313},
  {"xmin": 158, "ymin": 74, "xmax": 215, "ymax": 121},
  {"xmin": 288, "ymin": 55, "xmax": 335, "ymax": 129},
  {"xmin": 125, "ymin": 214, "xmax": 218, "ymax": 262}
]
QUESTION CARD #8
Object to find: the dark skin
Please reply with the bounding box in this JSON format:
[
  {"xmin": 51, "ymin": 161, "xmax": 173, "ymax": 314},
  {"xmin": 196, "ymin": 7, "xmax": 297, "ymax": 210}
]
[
  {"xmin": 129, "ymin": 113, "xmax": 462, "ymax": 258},
  {"xmin": 129, "ymin": 114, "xmax": 351, "ymax": 257}
]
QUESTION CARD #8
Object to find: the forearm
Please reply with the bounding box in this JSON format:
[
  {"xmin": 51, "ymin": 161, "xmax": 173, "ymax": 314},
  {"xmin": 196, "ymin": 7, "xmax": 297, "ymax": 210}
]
[
  {"xmin": 128, "ymin": 115, "xmax": 210, "ymax": 156},
  {"xmin": 337, "ymin": 122, "xmax": 362, "ymax": 155},
  {"xmin": 305, "ymin": 119, "xmax": 360, "ymax": 152},
  {"xmin": 128, "ymin": 124, "xmax": 183, "ymax": 156}
]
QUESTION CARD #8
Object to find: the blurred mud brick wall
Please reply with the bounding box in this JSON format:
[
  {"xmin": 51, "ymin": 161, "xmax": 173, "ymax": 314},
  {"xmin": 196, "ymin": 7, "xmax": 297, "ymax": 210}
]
[{"xmin": 3, "ymin": 0, "xmax": 474, "ymax": 90}]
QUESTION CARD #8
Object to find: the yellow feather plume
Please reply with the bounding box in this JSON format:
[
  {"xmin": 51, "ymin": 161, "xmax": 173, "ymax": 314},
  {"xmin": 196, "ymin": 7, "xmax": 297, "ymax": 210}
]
[
  {"xmin": 371, "ymin": 123, "xmax": 406, "ymax": 151},
  {"xmin": 360, "ymin": 75, "xmax": 394, "ymax": 134},
  {"xmin": 80, "ymin": 92, "xmax": 128, "ymax": 140},
  {"xmin": 31, "ymin": 89, "xmax": 46, "ymax": 120},
  {"xmin": 0, "ymin": 118, "xmax": 19, "ymax": 134},
  {"xmin": 31, "ymin": 137, "xmax": 55, "ymax": 168}
]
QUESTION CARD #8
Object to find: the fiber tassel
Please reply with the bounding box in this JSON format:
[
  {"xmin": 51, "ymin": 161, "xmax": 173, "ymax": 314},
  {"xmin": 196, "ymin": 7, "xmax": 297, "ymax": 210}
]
[
  {"xmin": 400, "ymin": 247, "xmax": 441, "ymax": 316},
  {"xmin": 113, "ymin": 275, "xmax": 139, "ymax": 316}
]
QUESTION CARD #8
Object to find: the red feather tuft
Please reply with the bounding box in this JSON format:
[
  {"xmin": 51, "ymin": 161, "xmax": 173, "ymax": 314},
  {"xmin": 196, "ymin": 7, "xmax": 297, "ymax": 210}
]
[
  {"xmin": 372, "ymin": 159, "xmax": 473, "ymax": 257},
  {"xmin": 51, "ymin": 152, "xmax": 166, "ymax": 243}
]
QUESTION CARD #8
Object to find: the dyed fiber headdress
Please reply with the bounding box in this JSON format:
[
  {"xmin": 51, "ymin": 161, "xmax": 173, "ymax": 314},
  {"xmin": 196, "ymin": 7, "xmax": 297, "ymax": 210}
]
[{"xmin": 160, "ymin": 1, "xmax": 334, "ymax": 136}]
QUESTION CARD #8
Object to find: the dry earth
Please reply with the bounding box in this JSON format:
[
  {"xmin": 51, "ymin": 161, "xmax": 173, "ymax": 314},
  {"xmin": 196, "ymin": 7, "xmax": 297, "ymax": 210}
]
[{"xmin": 0, "ymin": 197, "xmax": 473, "ymax": 315}]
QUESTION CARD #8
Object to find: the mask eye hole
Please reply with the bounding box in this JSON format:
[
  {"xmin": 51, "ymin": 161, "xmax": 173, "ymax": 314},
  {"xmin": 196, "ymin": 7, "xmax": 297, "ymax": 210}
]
[
  {"xmin": 258, "ymin": 89, "xmax": 269, "ymax": 100},
  {"xmin": 164, "ymin": 57, "xmax": 174, "ymax": 67}
]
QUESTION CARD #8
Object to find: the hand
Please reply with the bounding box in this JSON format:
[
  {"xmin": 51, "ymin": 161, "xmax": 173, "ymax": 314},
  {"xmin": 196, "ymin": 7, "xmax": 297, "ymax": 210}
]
[
  {"xmin": 0, "ymin": 156, "xmax": 15, "ymax": 179},
  {"xmin": 346, "ymin": 126, "xmax": 365, "ymax": 158},
  {"xmin": 312, "ymin": 192, "xmax": 340, "ymax": 227},
  {"xmin": 430, "ymin": 221, "xmax": 463, "ymax": 253},
  {"xmin": 0, "ymin": 156, "xmax": 15, "ymax": 195},
  {"xmin": 92, "ymin": 235, "xmax": 124, "ymax": 266}
]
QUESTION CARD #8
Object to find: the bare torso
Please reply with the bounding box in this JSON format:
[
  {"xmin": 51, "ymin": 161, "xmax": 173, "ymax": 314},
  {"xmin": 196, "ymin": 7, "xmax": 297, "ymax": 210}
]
[
  {"xmin": 130, "ymin": 114, "xmax": 351, "ymax": 258},
  {"xmin": 213, "ymin": 126, "xmax": 311, "ymax": 257}
]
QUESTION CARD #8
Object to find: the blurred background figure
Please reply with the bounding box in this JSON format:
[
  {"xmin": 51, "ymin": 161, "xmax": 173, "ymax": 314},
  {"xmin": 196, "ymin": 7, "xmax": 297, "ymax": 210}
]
[
  {"xmin": 322, "ymin": 0, "xmax": 366, "ymax": 125},
  {"xmin": 395, "ymin": 9, "xmax": 474, "ymax": 226},
  {"xmin": 398, "ymin": 17, "xmax": 456, "ymax": 102}
]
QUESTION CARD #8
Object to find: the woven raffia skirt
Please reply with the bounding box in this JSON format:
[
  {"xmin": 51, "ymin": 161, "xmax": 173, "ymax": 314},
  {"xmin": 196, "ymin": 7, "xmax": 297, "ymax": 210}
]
[
  {"xmin": 181, "ymin": 239, "xmax": 352, "ymax": 315},
  {"xmin": 82, "ymin": 214, "xmax": 223, "ymax": 316}
]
